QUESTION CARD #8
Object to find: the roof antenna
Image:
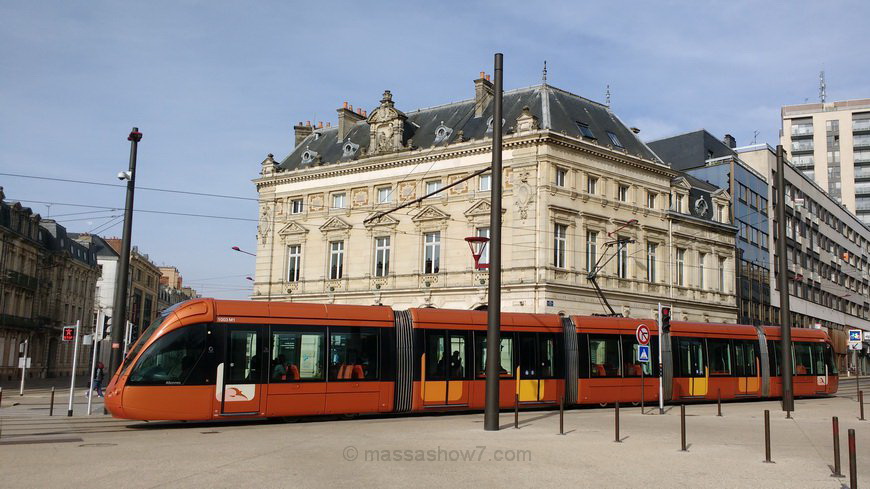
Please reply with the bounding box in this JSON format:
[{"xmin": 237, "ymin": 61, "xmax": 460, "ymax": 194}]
[
  {"xmin": 819, "ymin": 70, "xmax": 826, "ymax": 103},
  {"xmin": 605, "ymin": 84, "xmax": 611, "ymax": 106},
  {"xmin": 542, "ymin": 60, "xmax": 547, "ymax": 85},
  {"xmin": 752, "ymin": 130, "xmax": 760, "ymax": 144}
]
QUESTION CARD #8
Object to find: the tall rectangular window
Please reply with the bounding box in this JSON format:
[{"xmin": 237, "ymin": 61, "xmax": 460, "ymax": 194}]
[
  {"xmin": 554, "ymin": 224, "xmax": 567, "ymax": 269},
  {"xmin": 647, "ymin": 192, "xmax": 656, "ymax": 209},
  {"xmin": 376, "ymin": 187, "xmax": 392, "ymax": 204},
  {"xmin": 476, "ymin": 227, "xmax": 490, "ymax": 266},
  {"xmin": 698, "ymin": 252, "xmax": 706, "ymax": 289},
  {"xmin": 676, "ymin": 248, "xmax": 686, "ymax": 286},
  {"xmin": 329, "ymin": 241, "xmax": 344, "ymax": 279},
  {"xmin": 618, "ymin": 185, "xmax": 629, "ymax": 202},
  {"xmin": 719, "ymin": 257, "xmax": 726, "ymax": 292},
  {"xmin": 616, "ymin": 238, "xmax": 628, "ymax": 278},
  {"xmin": 374, "ymin": 236, "xmax": 390, "ymax": 277},
  {"xmin": 586, "ymin": 231, "xmax": 598, "ymax": 272},
  {"xmin": 290, "ymin": 198, "xmax": 304, "ymax": 214},
  {"xmin": 332, "ymin": 193, "xmax": 346, "ymax": 209},
  {"xmin": 423, "ymin": 232, "xmax": 440, "ymax": 274},
  {"xmin": 587, "ymin": 176, "xmax": 597, "ymax": 194},
  {"xmin": 555, "ymin": 167, "xmax": 567, "ymax": 187},
  {"xmin": 647, "ymin": 242, "xmax": 657, "ymax": 283},
  {"xmin": 479, "ymin": 173, "xmax": 491, "ymax": 191},
  {"xmin": 287, "ymin": 244, "xmax": 301, "ymax": 282}
]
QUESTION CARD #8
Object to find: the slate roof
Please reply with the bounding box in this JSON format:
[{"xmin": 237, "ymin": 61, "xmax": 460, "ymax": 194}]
[
  {"xmin": 677, "ymin": 172, "xmax": 721, "ymax": 192},
  {"xmin": 279, "ymin": 84, "xmax": 663, "ymax": 171},
  {"xmin": 647, "ymin": 130, "xmax": 736, "ymax": 171}
]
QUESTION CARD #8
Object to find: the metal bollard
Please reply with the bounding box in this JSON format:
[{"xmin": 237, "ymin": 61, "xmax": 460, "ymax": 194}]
[
  {"xmin": 614, "ymin": 402, "xmax": 620, "ymax": 443},
  {"xmin": 717, "ymin": 388, "xmax": 722, "ymax": 417},
  {"xmin": 559, "ymin": 393, "xmax": 564, "ymax": 435},
  {"xmin": 680, "ymin": 404, "xmax": 687, "ymax": 451},
  {"xmin": 832, "ymin": 416, "xmax": 844, "ymax": 477},
  {"xmin": 514, "ymin": 393, "xmax": 519, "ymax": 429},
  {"xmin": 49, "ymin": 387, "xmax": 55, "ymax": 416},
  {"xmin": 848, "ymin": 428, "xmax": 857, "ymax": 489},
  {"xmin": 860, "ymin": 391, "xmax": 865, "ymax": 421},
  {"xmin": 763, "ymin": 410, "xmax": 773, "ymax": 463}
]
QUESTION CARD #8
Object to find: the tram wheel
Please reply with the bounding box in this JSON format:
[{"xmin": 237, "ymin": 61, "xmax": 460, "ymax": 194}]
[
  {"xmin": 630, "ymin": 401, "xmax": 640, "ymax": 407},
  {"xmin": 598, "ymin": 402, "xmax": 608, "ymax": 408},
  {"xmin": 340, "ymin": 413, "xmax": 359, "ymax": 420}
]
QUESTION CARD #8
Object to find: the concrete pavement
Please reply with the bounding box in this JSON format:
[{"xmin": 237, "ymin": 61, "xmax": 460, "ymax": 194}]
[{"xmin": 0, "ymin": 391, "xmax": 867, "ymax": 488}]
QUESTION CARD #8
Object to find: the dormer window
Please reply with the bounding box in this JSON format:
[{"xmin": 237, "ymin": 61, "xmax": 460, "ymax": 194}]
[
  {"xmin": 341, "ymin": 140, "xmax": 359, "ymax": 158},
  {"xmin": 576, "ymin": 121, "xmax": 596, "ymax": 139},
  {"xmin": 486, "ymin": 116, "xmax": 506, "ymax": 133},
  {"xmin": 301, "ymin": 149, "xmax": 319, "ymax": 164},
  {"xmin": 434, "ymin": 123, "xmax": 453, "ymax": 144}
]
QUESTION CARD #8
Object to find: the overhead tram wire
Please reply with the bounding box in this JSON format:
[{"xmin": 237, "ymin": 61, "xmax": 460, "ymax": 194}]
[
  {"xmin": 0, "ymin": 172, "xmax": 257, "ymax": 202},
  {"xmin": 7, "ymin": 198, "xmax": 257, "ymax": 223}
]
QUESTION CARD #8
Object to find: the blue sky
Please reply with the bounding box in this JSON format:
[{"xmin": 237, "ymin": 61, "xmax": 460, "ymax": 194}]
[{"xmin": 2, "ymin": 1, "xmax": 868, "ymax": 299}]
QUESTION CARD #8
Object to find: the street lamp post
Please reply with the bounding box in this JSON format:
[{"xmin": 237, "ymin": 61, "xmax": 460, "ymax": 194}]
[
  {"xmin": 775, "ymin": 144, "xmax": 794, "ymax": 414},
  {"xmin": 484, "ymin": 53, "xmax": 504, "ymax": 432},
  {"xmin": 108, "ymin": 127, "xmax": 141, "ymax": 378},
  {"xmin": 232, "ymin": 246, "xmax": 256, "ymax": 257}
]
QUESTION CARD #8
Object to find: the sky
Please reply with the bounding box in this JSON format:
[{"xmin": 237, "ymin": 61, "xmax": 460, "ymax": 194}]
[{"xmin": 2, "ymin": 0, "xmax": 868, "ymax": 299}]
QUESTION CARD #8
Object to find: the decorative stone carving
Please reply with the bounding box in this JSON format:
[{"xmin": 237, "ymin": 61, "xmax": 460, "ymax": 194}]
[
  {"xmin": 277, "ymin": 221, "xmax": 309, "ymax": 238},
  {"xmin": 515, "ymin": 106, "xmax": 539, "ymax": 132},
  {"xmin": 412, "ymin": 205, "xmax": 450, "ymax": 223},
  {"xmin": 398, "ymin": 181, "xmax": 416, "ymax": 202},
  {"xmin": 367, "ymin": 90, "xmax": 407, "ymax": 154},
  {"xmin": 308, "ymin": 193, "xmax": 325, "ymax": 212},
  {"xmin": 260, "ymin": 153, "xmax": 278, "ymax": 177},
  {"xmin": 352, "ymin": 188, "xmax": 369, "ymax": 207},
  {"xmin": 363, "ymin": 213, "xmax": 400, "ymax": 230},
  {"xmin": 514, "ymin": 182, "xmax": 533, "ymax": 220},
  {"xmin": 319, "ymin": 216, "xmax": 352, "ymax": 233},
  {"xmin": 447, "ymin": 174, "xmax": 468, "ymax": 195},
  {"xmin": 257, "ymin": 204, "xmax": 271, "ymax": 244}
]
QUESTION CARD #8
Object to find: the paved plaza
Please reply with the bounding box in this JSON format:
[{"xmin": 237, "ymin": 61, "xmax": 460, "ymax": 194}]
[{"xmin": 0, "ymin": 380, "xmax": 868, "ymax": 488}]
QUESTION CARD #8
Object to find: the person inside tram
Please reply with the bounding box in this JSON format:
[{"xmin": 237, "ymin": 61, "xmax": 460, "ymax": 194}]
[
  {"xmin": 272, "ymin": 354, "xmax": 287, "ymax": 381},
  {"xmin": 450, "ymin": 350, "xmax": 463, "ymax": 377}
]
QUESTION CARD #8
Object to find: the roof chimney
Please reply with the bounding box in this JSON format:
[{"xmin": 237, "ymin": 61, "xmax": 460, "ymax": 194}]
[
  {"xmin": 723, "ymin": 134, "xmax": 736, "ymax": 148},
  {"xmin": 293, "ymin": 121, "xmax": 314, "ymax": 147},
  {"xmin": 474, "ymin": 72, "xmax": 493, "ymax": 118},
  {"xmin": 337, "ymin": 102, "xmax": 367, "ymax": 140}
]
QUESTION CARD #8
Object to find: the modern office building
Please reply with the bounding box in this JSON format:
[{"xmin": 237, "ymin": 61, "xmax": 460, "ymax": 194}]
[
  {"xmin": 649, "ymin": 131, "xmax": 771, "ymax": 326},
  {"xmin": 251, "ymin": 75, "xmax": 738, "ymax": 323},
  {"xmin": 781, "ymin": 98, "xmax": 870, "ymax": 225},
  {"xmin": 739, "ymin": 144, "xmax": 870, "ymax": 371}
]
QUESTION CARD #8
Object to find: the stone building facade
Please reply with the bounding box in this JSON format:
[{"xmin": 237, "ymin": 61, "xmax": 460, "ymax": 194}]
[
  {"xmin": 0, "ymin": 188, "xmax": 99, "ymax": 381},
  {"xmin": 252, "ymin": 77, "xmax": 738, "ymax": 322}
]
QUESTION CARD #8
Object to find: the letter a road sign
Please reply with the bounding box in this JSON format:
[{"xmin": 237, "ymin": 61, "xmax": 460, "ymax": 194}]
[{"xmin": 638, "ymin": 345, "xmax": 651, "ymax": 363}]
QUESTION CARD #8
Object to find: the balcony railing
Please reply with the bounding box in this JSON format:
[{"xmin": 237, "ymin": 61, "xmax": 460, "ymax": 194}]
[
  {"xmin": 853, "ymin": 120, "xmax": 870, "ymax": 132},
  {"xmin": 5, "ymin": 270, "xmax": 38, "ymax": 290},
  {"xmin": 853, "ymin": 135, "xmax": 870, "ymax": 148},
  {"xmin": 791, "ymin": 125, "xmax": 814, "ymax": 137},
  {"xmin": 791, "ymin": 141, "xmax": 814, "ymax": 152},
  {"xmin": 0, "ymin": 314, "xmax": 40, "ymax": 329}
]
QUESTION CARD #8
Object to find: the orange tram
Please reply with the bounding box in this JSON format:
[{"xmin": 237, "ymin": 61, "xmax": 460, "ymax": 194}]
[{"xmin": 105, "ymin": 299, "xmax": 838, "ymax": 421}]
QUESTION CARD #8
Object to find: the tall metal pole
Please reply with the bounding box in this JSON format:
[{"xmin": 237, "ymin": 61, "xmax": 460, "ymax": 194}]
[
  {"xmin": 484, "ymin": 53, "xmax": 504, "ymax": 431},
  {"xmin": 108, "ymin": 128, "xmax": 142, "ymax": 378},
  {"xmin": 776, "ymin": 144, "xmax": 794, "ymax": 413},
  {"xmin": 67, "ymin": 319, "xmax": 80, "ymax": 417},
  {"xmin": 19, "ymin": 337, "xmax": 28, "ymax": 395}
]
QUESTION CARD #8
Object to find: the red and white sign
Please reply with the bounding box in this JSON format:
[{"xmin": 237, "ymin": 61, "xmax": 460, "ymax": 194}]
[
  {"xmin": 62, "ymin": 327, "xmax": 75, "ymax": 342},
  {"xmin": 636, "ymin": 324, "xmax": 650, "ymax": 345}
]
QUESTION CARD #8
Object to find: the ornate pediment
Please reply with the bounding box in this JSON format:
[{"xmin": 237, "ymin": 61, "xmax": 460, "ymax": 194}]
[
  {"xmin": 464, "ymin": 199, "xmax": 492, "ymax": 218},
  {"xmin": 319, "ymin": 216, "xmax": 352, "ymax": 233},
  {"xmin": 366, "ymin": 90, "xmax": 408, "ymax": 154},
  {"xmin": 672, "ymin": 177, "xmax": 692, "ymax": 191},
  {"xmin": 364, "ymin": 213, "xmax": 400, "ymax": 229},
  {"xmin": 278, "ymin": 221, "xmax": 309, "ymax": 237},
  {"xmin": 412, "ymin": 205, "xmax": 450, "ymax": 223}
]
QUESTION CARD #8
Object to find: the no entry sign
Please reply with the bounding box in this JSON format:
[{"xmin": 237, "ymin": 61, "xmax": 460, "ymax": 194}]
[{"xmin": 636, "ymin": 324, "xmax": 650, "ymax": 345}]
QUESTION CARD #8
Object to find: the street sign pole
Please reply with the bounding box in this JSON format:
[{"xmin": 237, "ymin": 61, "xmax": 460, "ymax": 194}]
[
  {"xmin": 658, "ymin": 302, "xmax": 664, "ymax": 415},
  {"xmin": 67, "ymin": 320, "xmax": 80, "ymax": 417},
  {"xmin": 19, "ymin": 337, "xmax": 29, "ymax": 396},
  {"xmin": 87, "ymin": 333, "xmax": 98, "ymax": 416}
]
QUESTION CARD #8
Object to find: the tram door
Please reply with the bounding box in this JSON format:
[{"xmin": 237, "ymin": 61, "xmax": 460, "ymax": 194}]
[
  {"xmin": 422, "ymin": 330, "xmax": 469, "ymax": 407},
  {"xmin": 517, "ymin": 334, "xmax": 557, "ymax": 402},
  {"xmin": 220, "ymin": 327, "xmax": 263, "ymax": 415}
]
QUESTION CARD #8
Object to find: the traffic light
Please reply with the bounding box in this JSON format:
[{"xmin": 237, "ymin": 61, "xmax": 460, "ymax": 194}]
[{"xmin": 660, "ymin": 306, "xmax": 671, "ymax": 332}]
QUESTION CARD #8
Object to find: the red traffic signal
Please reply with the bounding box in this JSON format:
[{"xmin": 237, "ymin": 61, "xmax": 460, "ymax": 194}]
[
  {"xmin": 62, "ymin": 327, "xmax": 75, "ymax": 342},
  {"xmin": 660, "ymin": 307, "xmax": 671, "ymax": 331}
]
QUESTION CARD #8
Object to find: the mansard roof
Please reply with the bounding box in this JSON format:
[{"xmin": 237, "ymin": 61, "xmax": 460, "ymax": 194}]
[{"xmin": 279, "ymin": 84, "xmax": 662, "ymax": 171}]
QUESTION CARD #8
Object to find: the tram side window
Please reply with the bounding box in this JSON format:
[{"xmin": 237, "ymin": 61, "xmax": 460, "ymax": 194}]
[
  {"xmin": 768, "ymin": 340, "xmax": 782, "ymax": 377},
  {"xmin": 819, "ymin": 343, "xmax": 838, "ymax": 375},
  {"xmin": 733, "ymin": 340, "xmax": 758, "ymax": 377},
  {"xmin": 329, "ymin": 329, "xmax": 379, "ymax": 380},
  {"xmin": 538, "ymin": 335, "xmax": 559, "ymax": 378},
  {"xmin": 793, "ymin": 342, "xmax": 813, "ymax": 375},
  {"xmin": 621, "ymin": 335, "xmax": 656, "ymax": 377},
  {"xmin": 707, "ymin": 339, "xmax": 732, "ymax": 376},
  {"xmin": 577, "ymin": 333, "xmax": 590, "ymax": 379},
  {"xmin": 474, "ymin": 334, "xmax": 513, "ymax": 378},
  {"xmin": 271, "ymin": 331, "xmax": 324, "ymax": 381},
  {"xmin": 589, "ymin": 335, "xmax": 621, "ymax": 377},
  {"xmin": 674, "ymin": 337, "xmax": 705, "ymax": 377},
  {"xmin": 128, "ymin": 325, "xmax": 208, "ymax": 385}
]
